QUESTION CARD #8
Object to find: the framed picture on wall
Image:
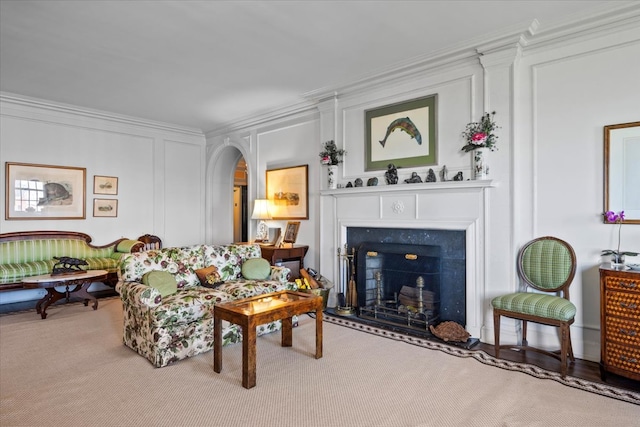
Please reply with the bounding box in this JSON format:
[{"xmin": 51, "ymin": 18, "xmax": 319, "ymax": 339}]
[
  {"xmin": 5, "ymin": 162, "xmax": 86, "ymax": 220},
  {"xmin": 365, "ymin": 94, "xmax": 438, "ymax": 171},
  {"xmin": 265, "ymin": 164, "xmax": 309, "ymax": 220},
  {"xmin": 93, "ymin": 175, "xmax": 118, "ymax": 195},
  {"xmin": 93, "ymin": 198, "xmax": 118, "ymax": 217},
  {"xmin": 604, "ymin": 121, "xmax": 640, "ymax": 224}
]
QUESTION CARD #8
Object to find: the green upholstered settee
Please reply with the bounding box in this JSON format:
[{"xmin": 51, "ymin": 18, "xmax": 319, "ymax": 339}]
[
  {"xmin": 116, "ymin": 243, "xmax": 295, "ymax": 368},
  {"xmin": 0, "ymin": 231, "xmax": 142, "ymax": 291}
]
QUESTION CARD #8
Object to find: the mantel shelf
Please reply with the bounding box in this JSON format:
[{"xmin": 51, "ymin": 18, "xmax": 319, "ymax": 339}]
[{"xmin": 320, "ymin": 179, "xmax": 497, "ymax": 197}]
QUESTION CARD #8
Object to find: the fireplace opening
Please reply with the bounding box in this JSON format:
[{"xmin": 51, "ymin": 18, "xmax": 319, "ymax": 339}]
[
  {"xmin": 356, "ymin": 242, "xmax": 442, "ymax": 334},
  {"xmin": 340, "ymin": 227, "xmax": 473, "ymax": 345}
]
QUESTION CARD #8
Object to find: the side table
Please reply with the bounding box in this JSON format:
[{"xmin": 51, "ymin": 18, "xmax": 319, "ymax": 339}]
[
  {"xmin": 22, "ymin": 269, "xmax": 108, "ymax": 319},
  {"xmin": 259, "ymin": 245, "xmax": 309, "ymax": 279}
]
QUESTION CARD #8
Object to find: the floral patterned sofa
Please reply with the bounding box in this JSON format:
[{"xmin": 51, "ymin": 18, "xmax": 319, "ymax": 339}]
[{"xmin": 116, "ymin": 243, "xmax": 295, "ymax": 368}]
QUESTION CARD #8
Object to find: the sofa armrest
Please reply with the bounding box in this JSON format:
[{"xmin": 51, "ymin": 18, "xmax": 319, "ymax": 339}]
[
  {"xmin": 116, "ymin": 239, "xmax": 144, "ymax": 253},
  {"xmin": 269, "ymin": 265, "xmax": 291, "ymax": 283},
  {"xmin": 116, "ymin": 281, "xmax": 162, "ymax": 309}
]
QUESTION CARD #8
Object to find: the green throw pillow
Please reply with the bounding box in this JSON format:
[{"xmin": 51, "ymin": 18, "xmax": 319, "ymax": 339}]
[
  {"xmin": 241, "ymin": 258, "xmax": 271, "ymax": 280},
  {"xmin": 142, "ymin": 270, "xmax": 178, "ymax": 297}
]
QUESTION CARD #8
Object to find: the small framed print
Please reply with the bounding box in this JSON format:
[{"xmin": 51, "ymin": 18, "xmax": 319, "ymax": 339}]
[
  {"xmin": 93, "ymin": 175, "xmax": 118, "ymax": 195},
  {"xmin": 283, "ymin": 221, "xmax": 301, "ymax": 243},
  {"xmin": 93, "ymin": 198, "xmax": 118, "ymax": 217}
]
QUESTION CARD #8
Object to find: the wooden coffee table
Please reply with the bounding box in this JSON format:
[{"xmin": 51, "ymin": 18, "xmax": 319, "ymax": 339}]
[
  {"xmin": 22, "ymin": 269, "xmax": 108, "ymax": 319},
  {"xmin": 213, "ymin": 290, "xmax": 323, "ymax": 389}
]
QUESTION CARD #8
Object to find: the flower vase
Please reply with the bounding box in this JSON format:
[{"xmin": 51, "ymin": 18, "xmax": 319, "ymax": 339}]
[
  {"xmin": 611, "ymin": 253, "xmax": 625, "ymax": 269},
  {"xmin": 473, "ymin": 148, "xmax": 489, "ymax": 180},
  {"xmin": 327, "ymin": 165, "xmax": 338, "ymax": 190}
]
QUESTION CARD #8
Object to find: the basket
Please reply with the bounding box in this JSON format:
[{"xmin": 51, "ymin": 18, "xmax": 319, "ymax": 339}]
[{"xmin": 301, "ymin": 288, "xmax": 330, "ymax": 310}]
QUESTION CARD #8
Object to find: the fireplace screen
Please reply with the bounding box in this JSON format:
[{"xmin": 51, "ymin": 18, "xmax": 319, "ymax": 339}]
[{"xmin": 356, "ymin": 242, "xmax": 441, "ymax": 334}]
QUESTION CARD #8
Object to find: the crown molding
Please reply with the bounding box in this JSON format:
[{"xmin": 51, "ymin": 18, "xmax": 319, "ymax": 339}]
[
  {"xmin": 204, "ymin": 99, "xmax": 319, "ymax": 138},
  {"xmin": 258, "ymin": 5, "xmax": 638, "ymax": 132},
  {"xmin": 0, "ymin": 92, "xmax": 204, "ymax": 137},
  {"xmin": 523, "ymin": 2, "xmax": 640, "ymax": 51}
]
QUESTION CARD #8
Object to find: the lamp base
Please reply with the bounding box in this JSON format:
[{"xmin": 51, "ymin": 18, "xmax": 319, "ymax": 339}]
[{"xmin": 256, "ymin": 221, "xmax": 269, "ymax": 241}]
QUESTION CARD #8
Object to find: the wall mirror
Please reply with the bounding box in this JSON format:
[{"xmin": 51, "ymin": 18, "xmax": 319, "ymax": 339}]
[{"xmin": 604, "ymin": 121, "xmax": 640, "ymax": 224}]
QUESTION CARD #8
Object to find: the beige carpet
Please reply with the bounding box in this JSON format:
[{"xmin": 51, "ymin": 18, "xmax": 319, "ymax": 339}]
[{"xmin": 1, "ymin": 298, "xmax": 638, "ymax": 427}]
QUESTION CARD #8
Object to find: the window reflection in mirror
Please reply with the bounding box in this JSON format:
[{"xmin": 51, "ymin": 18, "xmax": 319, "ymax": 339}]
[{"xmin": 604, "ymin": 121, "xmax": 640, "ymax": 224}]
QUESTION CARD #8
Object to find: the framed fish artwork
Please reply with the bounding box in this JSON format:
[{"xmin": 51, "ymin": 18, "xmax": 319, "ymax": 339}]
[
  {"xmin": 365, "ymin": 94, "xmax": 437, "ymax": 171},
  {"xmin": 5, "ymin": 162, "xmax": 86, "ymax": 220}
]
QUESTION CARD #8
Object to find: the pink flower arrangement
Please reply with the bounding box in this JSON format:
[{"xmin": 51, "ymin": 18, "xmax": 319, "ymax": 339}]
[
  {"xmin": 461, "ymin": 112, "xmax": 499, "ymax": 153},
  {"xmin": 470, "ymin": 132, "xmax": 488, "ymax": 145},
  {"xmin": 318, "ymin": 140, "xmax": 345, "ymax": 166}
]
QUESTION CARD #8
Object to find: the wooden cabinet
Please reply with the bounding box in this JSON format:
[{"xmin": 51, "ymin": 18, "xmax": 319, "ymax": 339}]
[
  {"xmin": 259, "ymin": 245, "xmax": 309, "ymax": 280},
  {"xmin": 599, "ymin": 265, "xmax": 640, "ymax": 381}
]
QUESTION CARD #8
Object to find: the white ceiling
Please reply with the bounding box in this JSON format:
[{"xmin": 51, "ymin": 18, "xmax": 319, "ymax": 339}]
[{"xmin": 0, "ymin": 1, "xmax": 633, "ymax": 133}]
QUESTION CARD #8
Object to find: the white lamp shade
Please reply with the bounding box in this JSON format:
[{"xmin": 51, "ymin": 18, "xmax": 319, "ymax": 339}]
[{"xmin": 251, "ymin": 199, "xmax": 272, "ymax": 220}]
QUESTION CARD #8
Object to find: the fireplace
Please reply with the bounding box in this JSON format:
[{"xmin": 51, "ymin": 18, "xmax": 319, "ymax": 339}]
[
  {"xmin": 320, "ymin": 180, "xmax": 493, "ymax": 340},
  {"xmin": 344, "ymin": 227, "xmax": 467, "ymax": 338}
]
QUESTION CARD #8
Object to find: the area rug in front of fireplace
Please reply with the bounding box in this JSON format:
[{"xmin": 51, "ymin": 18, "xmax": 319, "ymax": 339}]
[{"xmin": 324, "ymin": 314, "xmax": 640, "ymax": 406}]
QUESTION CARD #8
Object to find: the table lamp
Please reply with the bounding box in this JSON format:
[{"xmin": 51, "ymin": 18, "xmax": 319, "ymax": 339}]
[{"xmin": 251, "ymin": 199, "xmax": 271, "ymax": 241}]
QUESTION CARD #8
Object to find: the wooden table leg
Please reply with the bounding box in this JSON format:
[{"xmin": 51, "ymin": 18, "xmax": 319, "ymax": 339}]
[
  {"xmin": 213, "ymin": 317, "xmax": 222, "ymax": 373},
  {"xmin": 315, "ymin": 307, "xmax": 323, "ymax": 359},
  {"xmin": 242, "ymin": 322, "xmax": 257, "ymax": 389},
  {"xmin": 281, "ymin": 317, "xmax": 293, "ymax": 347},
  {"xmin": 34, "ymin": 293, "xmax": 49, "ymax": 315},
  {"xmin": 70, "ymin": 283, "xmax": 99, "ymax": 310},
  {"xmin": 39, "ymin": 288, "xmax": 66, "ymax": 319}
]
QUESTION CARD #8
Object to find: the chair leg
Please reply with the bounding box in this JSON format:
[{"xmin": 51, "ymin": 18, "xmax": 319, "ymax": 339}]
[
  {"xmin": 560, "ymin": 323, "xmax": 569, "ymax": 377},
  {"xmin": 493, "ymin": 311, "xmax": 501, "ymax": 358},
  {"xmin": 522, "ymin": 320, "xmax": 528, "ymax": 346},
  {"xmin": 567, "ymin": 327, "xmax": 575, "ymax": 362}
]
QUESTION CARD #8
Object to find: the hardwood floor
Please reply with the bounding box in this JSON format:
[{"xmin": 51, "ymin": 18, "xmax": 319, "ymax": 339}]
[{"xmin": 475, "ymin": 342, "xmax": 640, "ymax": 393}]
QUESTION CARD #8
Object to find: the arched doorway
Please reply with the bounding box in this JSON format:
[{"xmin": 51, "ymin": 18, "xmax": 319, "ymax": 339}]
[
  {"xmin": 206, "ymin": 143, "xmax": 251, "ymax": 244},
  {"xmin": 233, "ymin": 157, "xmax": 248, "ymax": 242}
]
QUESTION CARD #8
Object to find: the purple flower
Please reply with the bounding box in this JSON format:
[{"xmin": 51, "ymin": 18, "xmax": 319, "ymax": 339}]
[{"xmin": 602, "ymin": 210, "xmax": 638, "ymax": 258}]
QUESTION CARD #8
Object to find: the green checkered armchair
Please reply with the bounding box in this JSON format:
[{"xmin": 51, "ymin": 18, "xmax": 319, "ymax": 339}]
[{"xmin": 491, "ymin": 236, "xmax": 577, "ymax": 377}]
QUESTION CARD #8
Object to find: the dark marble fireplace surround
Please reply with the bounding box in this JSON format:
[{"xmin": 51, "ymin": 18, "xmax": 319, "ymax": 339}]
[{"xmin": 347, "ymin": 227, "xmax": 466, "ymax": 326}]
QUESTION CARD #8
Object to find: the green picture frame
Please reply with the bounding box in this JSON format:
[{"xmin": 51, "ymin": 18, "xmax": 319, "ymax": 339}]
[{"xmin": 365, "ymin": 94, "xmax": 437, "ymax": 171}]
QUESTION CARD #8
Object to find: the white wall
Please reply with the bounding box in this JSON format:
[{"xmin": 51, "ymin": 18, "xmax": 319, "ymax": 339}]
[
  {"xmin": 0, "ymin": 95, "xmax": 206, "ymax": 303},
  {"xmin": 516, "ymin": 27, "xmax": 640, "ymax": 359}
]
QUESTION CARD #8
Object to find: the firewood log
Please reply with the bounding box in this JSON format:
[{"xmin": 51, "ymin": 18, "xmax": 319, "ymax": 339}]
[{"xmin": 300, "ymin": 268, "xmax": 320, "ymax": 289}]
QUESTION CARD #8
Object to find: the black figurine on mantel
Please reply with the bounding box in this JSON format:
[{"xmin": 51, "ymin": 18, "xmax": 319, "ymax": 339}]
[
  {"xmin": 346, "ymin": 181, "xmax": 353, "ymax": 188},
  {"xmin": 404, "ymin": 172, "xmax": 423, "ymax": 184},
  {"xmin": 354, "ymin": 178, "xmax": 363, "ymax": 187},
  {"xmin": 453, "ymin": 171, "xmax": 464, "ymax": 181},
  {"xmin": 385, "ymin": 164, "xmax": 398, "ymax": 185},
  {"xmin": 367, "ymin": 177, "xmax": 378, "ymax": 186},
  {"xmin": 426, "ymin": 168, "xmax": 437, "ymax": 182}
]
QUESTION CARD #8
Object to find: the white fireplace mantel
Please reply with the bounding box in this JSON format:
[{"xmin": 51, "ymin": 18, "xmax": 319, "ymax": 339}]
[
  {"xmin": 319, "ymin": 178, "xmax": 497, "ymax": 340},
  {"xmin": 321, "ymin": 179, "xmax": 496, "ymax": 197}
]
